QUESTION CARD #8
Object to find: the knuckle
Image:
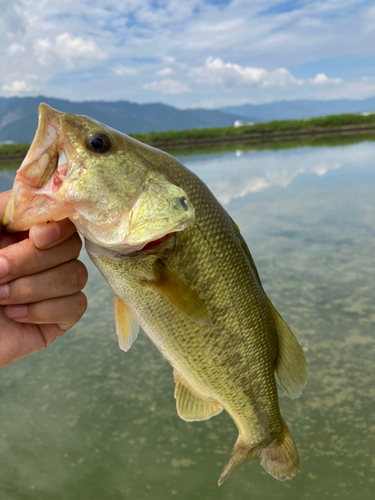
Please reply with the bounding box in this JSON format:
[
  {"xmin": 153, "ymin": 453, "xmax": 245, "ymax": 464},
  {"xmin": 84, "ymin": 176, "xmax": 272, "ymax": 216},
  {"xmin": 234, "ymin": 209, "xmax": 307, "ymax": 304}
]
[
  {"xmin": 70, "ymin": 233, "xmax": 83, "ymax": 256},
  {"xmin": 75, "ymin": 292, "xmax": 88, "ymax": 318},
  {"xmin": 14, "ymin": 276, "xmax": 36, "ymax": 302},
  {"xmin": 67, "ymin": 260, "xmax": 88, "ymax": 291},
  {"xmin": 77, "ymin": 261, "xmax": 89, "ymax": 289}
]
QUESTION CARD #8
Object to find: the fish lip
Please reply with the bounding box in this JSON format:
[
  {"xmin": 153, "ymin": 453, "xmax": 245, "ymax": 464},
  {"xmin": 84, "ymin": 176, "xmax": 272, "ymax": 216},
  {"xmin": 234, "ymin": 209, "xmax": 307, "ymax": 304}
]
[
  {"xmin": 135, "ymin": 233, "xmax": 172, "ymax": 253},
  {"xmin": 20, "ymin": 103, "xmax": 62, "ymax": 167}
]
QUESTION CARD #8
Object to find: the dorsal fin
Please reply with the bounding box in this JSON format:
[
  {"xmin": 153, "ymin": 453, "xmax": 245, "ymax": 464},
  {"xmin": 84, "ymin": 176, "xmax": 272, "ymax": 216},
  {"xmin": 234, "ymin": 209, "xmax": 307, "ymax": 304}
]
[
  {"xmin": 267, "ymin": 299, "xmax": 307, "ymax": 399},
  {"xmin": 173, "ymin": 370, "xmax": 223, "ymax": 422},
  {"xmin": 148, "ymin": 263, "xmax": 213, "ymax": 325},
  {"xmin": 230, "ymin": 217, "xmax": 307, "ymax": 399},
  {"xmin": 230, "ymin": 217, "xmax": 262, "ymax": 285},
  {"xmin": 114, "ymin": 295, "xmax": 140, "ymax": 352}
]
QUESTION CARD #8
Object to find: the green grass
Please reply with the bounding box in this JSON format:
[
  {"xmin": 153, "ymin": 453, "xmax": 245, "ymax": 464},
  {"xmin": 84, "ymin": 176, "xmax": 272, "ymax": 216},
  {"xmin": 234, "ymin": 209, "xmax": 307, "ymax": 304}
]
[
  {"xmin": 0, "ymin": 143, "xmax": 31, "ymax": 156},
  {"xmin": 1, "ymin": 112, "xmax": 375, "ymax": 165},
  {"xmin": 162, "ymin": 132, "xmax": 375, "ymax": 157},
  {"xmin": 0, "ymin": 132, "xmax": 374, "ymax": 172},
  {"xmin": 129, "ymin": 112, "xmax": 375, "ymax": 145}
]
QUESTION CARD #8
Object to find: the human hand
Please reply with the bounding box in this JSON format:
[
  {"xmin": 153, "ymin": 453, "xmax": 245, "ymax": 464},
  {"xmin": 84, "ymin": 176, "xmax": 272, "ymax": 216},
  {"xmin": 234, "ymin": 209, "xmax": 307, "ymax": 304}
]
[{"xmin": 0, "ymin": 190, "xmax": 88, "ymax": 369}]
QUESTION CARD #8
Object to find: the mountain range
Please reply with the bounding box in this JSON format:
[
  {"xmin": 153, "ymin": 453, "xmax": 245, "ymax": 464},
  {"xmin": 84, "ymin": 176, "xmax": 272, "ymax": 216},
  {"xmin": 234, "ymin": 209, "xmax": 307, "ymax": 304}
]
[
  {"xmin": 1, "ymin": 96, "xmax": 375, "ymax": 144},
  {"xmin": 0, "ymin": 96, "xmax": 242, "ymax": 144},
  {"xmin": 219, "ymin": 97, "xmax": 375, "ymax": 122}
]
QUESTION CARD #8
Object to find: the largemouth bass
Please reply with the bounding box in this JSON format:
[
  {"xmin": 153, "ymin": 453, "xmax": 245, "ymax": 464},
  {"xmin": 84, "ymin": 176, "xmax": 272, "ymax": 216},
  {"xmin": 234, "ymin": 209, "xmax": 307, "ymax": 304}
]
[{"xmin": 3, "ymin": 104, "xmax": 307, "ymax": 485}]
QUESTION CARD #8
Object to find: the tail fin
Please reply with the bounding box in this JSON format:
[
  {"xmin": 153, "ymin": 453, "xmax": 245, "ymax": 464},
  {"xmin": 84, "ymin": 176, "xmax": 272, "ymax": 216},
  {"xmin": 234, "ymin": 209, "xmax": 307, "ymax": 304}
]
[
  {"xmin": 260, "ymin": 420, "xmax": 300, "ymax": 480},
  {"xmin": 218, "ymin": 435, "xmax": 259, "ymax": 486},
  {"xmin": 218, "ymin": 420, "xmax": 300, "ymax": 485}
]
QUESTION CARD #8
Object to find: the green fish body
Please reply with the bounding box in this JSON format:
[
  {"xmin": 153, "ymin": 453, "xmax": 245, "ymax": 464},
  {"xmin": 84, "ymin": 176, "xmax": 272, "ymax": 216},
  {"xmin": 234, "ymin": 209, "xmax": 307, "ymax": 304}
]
[{"xmin": 3, "ymin": 104, "xmax": 307, "ymax": 484}]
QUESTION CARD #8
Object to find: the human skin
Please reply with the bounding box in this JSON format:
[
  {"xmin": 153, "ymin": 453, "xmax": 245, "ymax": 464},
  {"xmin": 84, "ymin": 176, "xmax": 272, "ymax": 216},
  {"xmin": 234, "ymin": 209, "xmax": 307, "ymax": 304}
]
[{"xmin": 0, "ymin": 190, "xmax": 88, "ymax": 369}]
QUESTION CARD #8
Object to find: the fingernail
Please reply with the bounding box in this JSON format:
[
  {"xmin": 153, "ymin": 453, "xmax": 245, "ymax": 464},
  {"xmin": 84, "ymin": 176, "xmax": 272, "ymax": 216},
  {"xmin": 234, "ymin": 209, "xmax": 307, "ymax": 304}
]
[
  {"xmin": 0, "ymin": 284, "xmax": 9, "ymax": 300},
  {"xmin": 31, "ymin": 222, "xmax": 61, "ymax": 249},
  {"xmin": 0, "ymin": 257, "xmax": 9, "ymax": 279},
  {"xmin": 5, "ymin": 305, "xmax": 28, "ymax": 319}
]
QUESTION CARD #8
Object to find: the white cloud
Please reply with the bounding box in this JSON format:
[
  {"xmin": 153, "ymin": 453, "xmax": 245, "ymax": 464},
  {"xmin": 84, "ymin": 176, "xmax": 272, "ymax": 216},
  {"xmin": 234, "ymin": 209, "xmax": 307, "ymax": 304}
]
[
  {"xmin": 162, "ymin": 56, "xmax": 175, "ymax": 64},
  {"xmin": 34, "ymin": 38, "xmax": 53, "ymax": 66},
  {"xmin": 6, "ymin": 44, "xmax": 26, "ymax": 56},
  {"xmin": 189, "ymin": 57, "xmax": 302, "ymax": 88},
  {"xmin": 34, "ymin": 33, "xmax": 106, "ymax": 68},
  {"xmin": 311, "ymin": 73, "xmax": 343, "ymax": 85},
  {"xmin": 144, "ymin": 79, "xmax": 190, "ymax": 94},
  {"xmin": 114, "ymin": 66, "xmax": 138, "ymax": 75},
  {"xmin": 0, "ymin": 0, "xmax": 374, "ymax": 105},
  {"xmin": 363, "ymin": 5, "xmax": 375, "ymax": 32},
  {"xmin": 156, "ymin": 67, "xmax": 174, "ymax": 76},
  {"xmin": 2, "ymin": 75, "xmax": 40, "ymax": 94}
]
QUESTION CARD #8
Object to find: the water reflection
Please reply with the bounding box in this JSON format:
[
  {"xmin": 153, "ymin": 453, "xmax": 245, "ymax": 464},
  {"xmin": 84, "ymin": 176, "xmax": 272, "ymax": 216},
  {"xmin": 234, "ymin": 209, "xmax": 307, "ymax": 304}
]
[
  {"xmin": 181, "ymin": 140, "xmax": 375, "ymax": 204},
  {"xmin": 0, "ymin": 137, "xmax": 374, "ymax": 499}
]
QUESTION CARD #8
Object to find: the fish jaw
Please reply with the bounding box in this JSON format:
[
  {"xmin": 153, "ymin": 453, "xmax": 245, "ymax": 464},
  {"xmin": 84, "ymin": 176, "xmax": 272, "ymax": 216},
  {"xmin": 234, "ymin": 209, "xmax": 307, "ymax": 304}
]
[
  {"xmin": 3, "ymin": 103, "xmax": 75, "ymax": 232},
  {"xmin": 68, "ymin": 170, "xmax": 195, "ymax": 253}
]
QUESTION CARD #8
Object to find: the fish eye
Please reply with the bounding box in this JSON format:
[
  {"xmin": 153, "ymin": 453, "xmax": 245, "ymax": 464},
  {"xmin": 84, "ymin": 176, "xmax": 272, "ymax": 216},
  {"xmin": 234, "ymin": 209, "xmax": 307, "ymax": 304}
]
[{"xmin": 86, "ymin": 133, "xmax": 112, "ymax": 153}]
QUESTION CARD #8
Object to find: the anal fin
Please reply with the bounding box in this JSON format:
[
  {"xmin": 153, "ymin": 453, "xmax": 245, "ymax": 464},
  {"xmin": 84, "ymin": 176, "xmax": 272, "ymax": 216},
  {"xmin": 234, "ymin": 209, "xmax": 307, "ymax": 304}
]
[
  {"xmin": 268, "ymin": 299, "xmax": 307, "ymax": 399},
  {"xmin": 114, "ymin": 295, "xmax": 140, "ymax": 352},
  {"xmin": 174, "ymin": 370, "xmax": 223, "ymax": 422}
]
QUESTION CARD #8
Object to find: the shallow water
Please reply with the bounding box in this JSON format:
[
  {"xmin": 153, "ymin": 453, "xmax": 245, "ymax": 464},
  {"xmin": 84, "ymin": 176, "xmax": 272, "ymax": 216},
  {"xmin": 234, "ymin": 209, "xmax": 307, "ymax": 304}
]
[{"xmin": 0, "ymin": 138, "xmax": 374, "ymax": 499}]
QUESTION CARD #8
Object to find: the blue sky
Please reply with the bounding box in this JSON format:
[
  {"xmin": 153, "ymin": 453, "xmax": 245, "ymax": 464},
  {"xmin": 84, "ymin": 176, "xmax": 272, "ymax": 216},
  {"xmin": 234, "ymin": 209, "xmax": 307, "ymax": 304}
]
[{"xmin": 0, "ymin": 0, "xmax": 374, "ymax": 108}]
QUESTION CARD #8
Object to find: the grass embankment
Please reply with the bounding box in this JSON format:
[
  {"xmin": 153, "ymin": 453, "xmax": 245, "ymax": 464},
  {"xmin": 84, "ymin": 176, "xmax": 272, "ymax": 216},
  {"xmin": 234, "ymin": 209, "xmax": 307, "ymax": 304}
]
[
  {"xmin": 130, "ymin": 112, "xmax": 375, "ymax": 146},
  {"xmin": 165, "ymin": 132, "xmax": 375, "ymax": 158},
  {"xmin": 0, "ymin": 143, "xmax": 30, "ymax": 171},
  {"xmin": 1, "ymin": 112, "xmax": 375, "ymax": 170}
]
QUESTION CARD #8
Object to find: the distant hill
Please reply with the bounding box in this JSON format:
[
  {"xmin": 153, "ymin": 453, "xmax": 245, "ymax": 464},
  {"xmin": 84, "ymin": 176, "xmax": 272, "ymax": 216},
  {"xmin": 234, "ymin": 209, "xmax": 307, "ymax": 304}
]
[
  {"xmin": 2, "ymin": 95, "xmax": 375, "ymax": 144},
  {"xmin": 219, "ymin": 98, "xmax": 375, "ymax": 122},
  {"xmin": 0, "ymin": 96, "xmax": 244, "ymax": 144}
]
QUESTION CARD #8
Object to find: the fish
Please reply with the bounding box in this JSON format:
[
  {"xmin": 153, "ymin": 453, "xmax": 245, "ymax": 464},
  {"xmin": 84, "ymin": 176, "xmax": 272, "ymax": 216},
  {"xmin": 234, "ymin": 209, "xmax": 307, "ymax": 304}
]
[{"xmin": 3, "ymin": 103, "xmax": 307, "ymax": 485}]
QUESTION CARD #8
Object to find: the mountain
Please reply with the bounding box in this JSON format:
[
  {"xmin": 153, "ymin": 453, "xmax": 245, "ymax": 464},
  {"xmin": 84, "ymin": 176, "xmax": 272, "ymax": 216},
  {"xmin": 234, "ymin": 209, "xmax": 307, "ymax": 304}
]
[
  {"xmin": 0, "ymin": 96, "xmax": 244, "ymax": 144},
  {"xmin": 219, "ymin": 98, "xmax": 375, "ymax": 122},
  {"xmin": 2, "ymin": 95, "xmax": 375, "ymax": 144}
]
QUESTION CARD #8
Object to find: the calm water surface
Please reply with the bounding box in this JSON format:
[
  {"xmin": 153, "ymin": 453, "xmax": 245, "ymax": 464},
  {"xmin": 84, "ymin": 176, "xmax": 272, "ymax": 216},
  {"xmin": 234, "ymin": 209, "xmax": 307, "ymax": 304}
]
[{"xmin": 0, "ymin": 139, "xmax": 374, "ymax": 499}]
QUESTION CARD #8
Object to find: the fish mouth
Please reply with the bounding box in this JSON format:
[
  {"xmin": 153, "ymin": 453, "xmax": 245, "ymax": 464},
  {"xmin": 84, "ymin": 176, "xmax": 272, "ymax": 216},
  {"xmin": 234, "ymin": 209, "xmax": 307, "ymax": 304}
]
[{"xmin": 3, "ymin": 103, "xmax": 75, "ymax": 233}]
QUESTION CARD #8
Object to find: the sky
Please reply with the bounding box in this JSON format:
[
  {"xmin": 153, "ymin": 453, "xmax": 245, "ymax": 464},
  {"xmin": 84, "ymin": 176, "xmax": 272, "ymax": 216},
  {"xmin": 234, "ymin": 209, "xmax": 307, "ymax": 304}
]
[{"xmin": 0, "ymin": 0, "xmax": 375, "ymax": 109}]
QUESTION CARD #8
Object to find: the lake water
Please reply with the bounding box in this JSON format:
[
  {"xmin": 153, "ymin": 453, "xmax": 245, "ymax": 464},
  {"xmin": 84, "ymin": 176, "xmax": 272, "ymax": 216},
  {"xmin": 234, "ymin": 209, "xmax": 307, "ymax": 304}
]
[{"xmin": 0, "ymin": 138, "xmax": 374, "ymax": 499}]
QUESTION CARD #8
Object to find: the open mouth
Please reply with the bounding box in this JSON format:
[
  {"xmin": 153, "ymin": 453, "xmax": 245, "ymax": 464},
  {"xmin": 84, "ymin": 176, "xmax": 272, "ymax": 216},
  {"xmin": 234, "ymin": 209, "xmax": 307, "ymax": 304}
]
[{"xmin": 2, "ymin": 104, "xmax": 75, "ymax": 233}]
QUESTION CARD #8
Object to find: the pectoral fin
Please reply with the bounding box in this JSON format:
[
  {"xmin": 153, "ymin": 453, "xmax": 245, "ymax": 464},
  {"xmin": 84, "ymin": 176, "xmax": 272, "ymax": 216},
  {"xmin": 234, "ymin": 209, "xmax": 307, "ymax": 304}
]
[
  {"xmin": 268, "ymin": 299, "xmax": 307, "ymax": 399},
  {"xmin": 114, "ymin": 295, "xmax": 140, "ymax": 352},
  {"xmin": 148, "ymin": 263, "xmax": 213, "ymax": 325},
  {"xmin": 174, "ymin": 370, "xmax": 223, "ymax": 421}
]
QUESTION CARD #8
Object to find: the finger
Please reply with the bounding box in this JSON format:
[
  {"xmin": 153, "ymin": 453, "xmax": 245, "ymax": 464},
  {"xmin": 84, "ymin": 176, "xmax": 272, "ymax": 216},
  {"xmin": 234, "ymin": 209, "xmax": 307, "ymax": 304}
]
[
  {"xmin": 0, "ymin": 190, "xmax": 11, "ymax": 222},
  {"xmin": 30, "ymin": 218, "xmax": 78, "ymax": 250},
  {"xmin": 0, "ymin": 232, "xmax": 82, "ymax": 284},
  {"xmin": 0, "ymin": 259, "xmax": 88, "ymax": 305},
  {"xmin": 0, "ymin": 318, "xmax": 59, "ymax": 369},
  {"xmin": 0, "ymin": 233, "xmax": 18, "ymax": 250},
  {"xmin": 4, "ymin": 292, "xmax": 88, "ymax": 331},
  {"xmin": 0, "ymin": 310, "xmax": 69, "ymax": 370}
]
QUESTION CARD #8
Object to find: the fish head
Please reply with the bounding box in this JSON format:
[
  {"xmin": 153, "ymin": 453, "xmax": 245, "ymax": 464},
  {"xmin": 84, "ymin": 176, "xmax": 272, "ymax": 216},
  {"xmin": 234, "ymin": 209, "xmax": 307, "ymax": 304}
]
[{"xmin": 3, "ymin": 103, "xmax": 195, "ymax": 252}]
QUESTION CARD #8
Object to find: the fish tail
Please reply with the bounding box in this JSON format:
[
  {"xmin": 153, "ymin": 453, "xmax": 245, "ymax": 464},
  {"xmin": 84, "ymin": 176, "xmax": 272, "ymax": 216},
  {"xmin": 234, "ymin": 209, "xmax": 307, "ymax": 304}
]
[
  {"xmin": 260, "ymin": 420, "xmax": 300, "ymax": 481},
  {"xmin": 218, "ymin": 420, "xmax": 300, "ymax": 485},
  {"xmin": 218, "ymin": 435, "xmax": 260, "ymax": 486}
]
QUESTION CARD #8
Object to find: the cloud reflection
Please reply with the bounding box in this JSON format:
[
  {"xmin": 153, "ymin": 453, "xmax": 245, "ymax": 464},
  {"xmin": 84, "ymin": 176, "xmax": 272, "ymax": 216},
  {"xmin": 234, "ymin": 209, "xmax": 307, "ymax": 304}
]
[{"xmin": 182, "ymin": 143, "xmax": 375, "ymax": 205}]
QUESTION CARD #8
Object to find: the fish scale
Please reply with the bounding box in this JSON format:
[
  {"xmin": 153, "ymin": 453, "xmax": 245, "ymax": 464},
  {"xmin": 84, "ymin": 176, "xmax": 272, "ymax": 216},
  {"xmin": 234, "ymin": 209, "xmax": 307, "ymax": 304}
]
[{"xmin": 3, "ymin": 103, "xmax": 307, "ymax": 485}]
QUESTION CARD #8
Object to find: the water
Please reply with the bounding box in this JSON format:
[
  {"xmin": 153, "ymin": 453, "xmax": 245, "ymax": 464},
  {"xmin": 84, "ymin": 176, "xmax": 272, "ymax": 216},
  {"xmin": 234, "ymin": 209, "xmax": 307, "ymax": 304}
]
[{"xmin": 0, "ymin": 138, "xmax": 374, "ymax": 499}]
